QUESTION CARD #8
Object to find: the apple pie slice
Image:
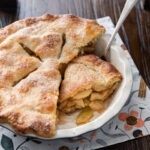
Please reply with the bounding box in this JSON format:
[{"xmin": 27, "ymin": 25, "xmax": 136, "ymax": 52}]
[
  {"xmin": 59, "ymin": 55, "xmax": 122, "ymax": 113},
  {"xmin": 0, "ymin": 59, "xmax": 61, "ymax": 137}
]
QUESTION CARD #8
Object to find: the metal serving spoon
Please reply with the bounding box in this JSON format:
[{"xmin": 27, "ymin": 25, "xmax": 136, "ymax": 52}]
[{"xmin": 104, "ymin": 0, "xmax": 139, "ymax": 57}]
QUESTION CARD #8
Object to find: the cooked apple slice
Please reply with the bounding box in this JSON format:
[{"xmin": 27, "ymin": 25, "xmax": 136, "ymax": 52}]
[
  {"xmin": 76, "ymin": 107, "xmax": 94, "ymax": 125},
  {"xmin": 89, "ymin": 101, "xmax": 104, "ymax": 112},
  {"xmin": 73, "ymin": 89, "xmax": 92, "ymax": 100}
]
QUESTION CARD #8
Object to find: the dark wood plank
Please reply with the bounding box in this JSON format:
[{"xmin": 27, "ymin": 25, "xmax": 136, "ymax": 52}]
[
  {"xmin": 100, "ymin": 136, "xmax": 150, "ymax": 150},
  {"xmin": 0, "ymin": 0, "xmax": 150, "ymax": 149},
  {"xmin": 0, "ymin": 0, "xmax": 17, "ymax": 13},
  {"xmin": 144, "ymin": 0, "xmax": 150, "ymax": 11},
  {"xmin": 0, "ymin": 12, "xmax": 17, "ymax": 28}
]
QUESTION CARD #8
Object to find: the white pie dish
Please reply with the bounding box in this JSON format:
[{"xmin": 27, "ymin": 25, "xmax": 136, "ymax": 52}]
[
  {"xmin": 0, "ymin": 33, "xmax": 133, "ymax": 139},
  {"xmin": 53, "ymin": 36, "xmax": 133, "ymax": 139}
]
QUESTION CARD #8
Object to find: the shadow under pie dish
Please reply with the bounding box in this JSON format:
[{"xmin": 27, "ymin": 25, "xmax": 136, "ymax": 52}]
[{"xmin": 0, "ymin": 14, "xmax": 105, "ymax": 138}]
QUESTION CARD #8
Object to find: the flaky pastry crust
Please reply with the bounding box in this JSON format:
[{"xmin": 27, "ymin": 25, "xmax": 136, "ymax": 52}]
[
  {"xmin": 59, "ymin": 55, "xmax": 122, "ymax": 113},
  {"xmin": 0, "ymin": 14, "xmax": 105, "ymax": 137}
]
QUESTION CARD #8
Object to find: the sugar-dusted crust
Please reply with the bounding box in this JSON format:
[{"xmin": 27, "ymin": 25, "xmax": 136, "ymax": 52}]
[
  {"xmin": 0, "ymin": 14, "xmax": 105, "ymax": 63},
  {"xmin": 59, "ymin": 55, "xmax": 122, "ymax": 113},
  {"xmin": 0, "ymin": 59, "xmax": 61, "ymax": 137},
  {"xmin": 0, "ymin": 14, "xmax": 105, "ymax": 137}
]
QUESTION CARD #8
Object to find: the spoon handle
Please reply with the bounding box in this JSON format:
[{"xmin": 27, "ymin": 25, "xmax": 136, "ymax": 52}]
[{"xmin": 104, "ymin": 0, "xmax": 139, "ymax": 56}]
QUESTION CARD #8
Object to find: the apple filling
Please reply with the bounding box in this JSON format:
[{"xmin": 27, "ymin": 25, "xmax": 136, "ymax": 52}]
[
  {"xmin": 59, "ymin": 82, "xmax": 119, "ymax": 113},
  {"xmin": 58, "ymin": 54, "xmax": 122, "ymax": 125}
]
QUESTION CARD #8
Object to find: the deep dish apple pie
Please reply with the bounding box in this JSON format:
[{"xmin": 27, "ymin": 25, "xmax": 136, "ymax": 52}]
[{"xmin": 0, "ymin": 14, "xmax": 122, "ymax": 137}]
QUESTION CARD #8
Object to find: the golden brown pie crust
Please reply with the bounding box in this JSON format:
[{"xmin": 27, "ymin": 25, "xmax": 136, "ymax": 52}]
[
  {"xmin": 0, "ymin": 14, "xmax": 105, "ymax": 137},
  {"xmin": 59, "ymin": 55, "xmax": 122, "ymax": 113}
]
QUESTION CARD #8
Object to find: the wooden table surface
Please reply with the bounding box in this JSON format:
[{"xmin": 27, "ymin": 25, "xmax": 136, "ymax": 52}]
[{"xmin": 0, "ymin": 0, "xmax": 150, "ymax": 150}]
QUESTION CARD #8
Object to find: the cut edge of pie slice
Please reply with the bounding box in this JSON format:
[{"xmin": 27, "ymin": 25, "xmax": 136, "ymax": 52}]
[{"xmin": 59, "ymin": 54, "xmax": 122, "ymax": 113}]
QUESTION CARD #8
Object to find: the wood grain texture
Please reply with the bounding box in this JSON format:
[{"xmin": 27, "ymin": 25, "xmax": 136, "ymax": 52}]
[
  {"xmin": 0, "ymin": 0, "xmax": 149, "ymax": 149},
  {"xmin": 0, "ymin": 0, "xmax": 17, "ymax": 13},
  {"xmin": 100, "ymin": 136, "xmax": 150, "ymax": 150}
]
